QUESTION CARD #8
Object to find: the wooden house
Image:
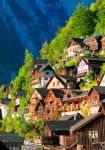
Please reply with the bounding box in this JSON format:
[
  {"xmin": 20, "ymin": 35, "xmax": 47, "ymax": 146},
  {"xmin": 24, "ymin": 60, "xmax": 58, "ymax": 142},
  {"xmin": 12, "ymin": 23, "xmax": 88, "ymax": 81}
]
[
  {"xmin": 70, "ymin": 112, "xmax": 105, "ymax": 150},
  {"xmin": 77, "ymin": 57, "xmax": 105, "ymax": 82},
  {"xmin": 31, "ymin": 62, "xmax": 55, "ymax": 88},
  {"xmin": 29, "ymin": 88, "xmax": 48, "ymax": 120},
  {"xmin": 88, "ymin": 86, "xmax": 105, "ymax": 115},
  {"xmin": 84, "ymin": 35, "xmax": 102, "ymax": 53},
  {"xmin": 64, "ymin": 38, "xmax": 87, "ymax": 59},
  {"xmin": 45, "ymin": 74, "xmax": 76, "ymax": 89}
]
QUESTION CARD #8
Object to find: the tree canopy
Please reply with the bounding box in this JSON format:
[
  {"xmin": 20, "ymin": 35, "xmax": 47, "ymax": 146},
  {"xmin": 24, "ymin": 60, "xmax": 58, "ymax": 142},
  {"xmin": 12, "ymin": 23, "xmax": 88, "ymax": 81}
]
[{"xmin": 10, "ymin": 50, "xmax": 34, "ymax": 110}]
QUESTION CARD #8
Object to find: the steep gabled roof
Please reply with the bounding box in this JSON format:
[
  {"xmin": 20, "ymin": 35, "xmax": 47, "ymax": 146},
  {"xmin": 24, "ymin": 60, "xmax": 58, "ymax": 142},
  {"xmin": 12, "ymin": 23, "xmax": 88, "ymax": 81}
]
[
  {"xmin": 52, "ymin": 89, "xmax": 64, "ymax": 99},
  {"xmin": 45, "ymin": 74, "xmax": 67, "ymax": 88},
  {"xmin": 77, "ymin": 57, "xmax": 105, "ymax": 69},
  {"xmin": 67, "ymin": 38, "xmax": 85, "ymax": 48},
  {"xmin": 39, "ymin": 64, "xmax": 55, "ymax": 72},
  {"xmin": 88, "ymin": 86, "xmax": 105, "ymax": 96},
  {"xmin": 35, "ymin": 88, "xmax": 48, "ymax": 98},
  {"xmin": 70, "ymin": 112, "xmax": 102, "ymax": 132}
]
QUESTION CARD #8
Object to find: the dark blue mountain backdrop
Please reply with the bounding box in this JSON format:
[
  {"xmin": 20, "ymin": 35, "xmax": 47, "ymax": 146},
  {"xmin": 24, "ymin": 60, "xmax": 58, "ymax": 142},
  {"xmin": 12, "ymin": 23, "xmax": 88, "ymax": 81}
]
[{"xmin": 0, "ymin": 0, "xmax": 95, "ymax": 84}]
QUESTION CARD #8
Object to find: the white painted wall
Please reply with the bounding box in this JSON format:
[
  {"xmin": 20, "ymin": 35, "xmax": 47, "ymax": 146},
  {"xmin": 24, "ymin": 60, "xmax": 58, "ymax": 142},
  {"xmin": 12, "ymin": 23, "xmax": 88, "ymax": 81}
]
[
  {"xmin": 100, "ymin": 75, "xmax": 105, "ymax": 86},
  {"xmin": 77, "ymin": 60, "xmax": 89, "ymax": 74}
]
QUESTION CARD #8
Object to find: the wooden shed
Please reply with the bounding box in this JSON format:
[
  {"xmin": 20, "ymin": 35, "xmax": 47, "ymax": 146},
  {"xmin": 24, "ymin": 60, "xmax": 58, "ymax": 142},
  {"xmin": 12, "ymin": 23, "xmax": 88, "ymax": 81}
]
[{"xmin": 44, "ymin": 120, "xmax": 79, "ymax": 145}]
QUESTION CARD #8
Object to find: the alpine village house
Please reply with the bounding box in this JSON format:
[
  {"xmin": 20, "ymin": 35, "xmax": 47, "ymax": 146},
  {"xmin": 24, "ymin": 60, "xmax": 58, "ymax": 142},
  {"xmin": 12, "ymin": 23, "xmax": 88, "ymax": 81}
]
[{"xmin": 1, "ymin": 35, "xmax": 105, "ymax": 150}]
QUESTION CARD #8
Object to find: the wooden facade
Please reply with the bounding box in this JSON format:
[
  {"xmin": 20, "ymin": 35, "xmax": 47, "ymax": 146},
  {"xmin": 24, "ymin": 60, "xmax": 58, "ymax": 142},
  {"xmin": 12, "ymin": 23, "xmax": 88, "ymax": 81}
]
[
  {"xmin": 63, "ymin": 92, "xmax": 88, "ymax": 111},
  {"xmin": 71, "ymin": 112, "xmax": 105, "ymax": 150},
  {"xmin": 29, "ymin": 88, "xmax": 48, "ymax": 120},
  {"xmin": 45, "ymin": 74, "xmax": 67, "ymax": 89},
  {"xmin": 44, "ymin": 89, "xmax": 64, "ymax": 120},
  {"xmin": 88, "ymin": 86, "xmax": 105, "ymax": 115},
  {"xmin": 84, "ymin": 36, "xmax": 102, "ymax": 52},
  {"xmin": 64, "ymin": 38, "xmax": 87, "ymax": 59},
  {"xmin": 77, "ymin": 57, "xmax": 105, "ymax": 83}
]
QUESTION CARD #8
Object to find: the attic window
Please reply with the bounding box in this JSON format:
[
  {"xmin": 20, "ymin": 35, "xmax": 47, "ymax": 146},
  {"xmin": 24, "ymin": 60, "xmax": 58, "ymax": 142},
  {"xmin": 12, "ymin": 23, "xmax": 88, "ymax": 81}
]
[
  {"xmin": 57, "ymin": 81, "xmax": 59, "ymax": 85},
  {"xmin": 53, "ymin": 82, "xmax": 55, "ymax": 87}
]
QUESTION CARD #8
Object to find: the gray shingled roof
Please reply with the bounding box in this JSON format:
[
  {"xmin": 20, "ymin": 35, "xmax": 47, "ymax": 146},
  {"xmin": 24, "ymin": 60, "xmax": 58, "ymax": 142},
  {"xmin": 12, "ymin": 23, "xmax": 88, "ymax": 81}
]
[
  {"xmin": 35, "ymin": 88, "xmax": 48, "ymax": 98},
  {"xmin": 46, "ymin": 120, "xmax": 79, "ymax": 132},
  {"xmin": 93, "ymin": 86, "xmax": 105, "ymax": 94},
  {"xmin": 52, "ymin": 89, "xmax": 64, "ymax": 99},
  {"xmin": 39, "ymin": 64, "xmax": 54, "ymax": 72},
  {"xmin": 0, "ymin": 132, "xmax": 24, "ymax": 143},
  {"xmin": 70, "ymin": 112, "xmax": 102, "ymax": 132}
]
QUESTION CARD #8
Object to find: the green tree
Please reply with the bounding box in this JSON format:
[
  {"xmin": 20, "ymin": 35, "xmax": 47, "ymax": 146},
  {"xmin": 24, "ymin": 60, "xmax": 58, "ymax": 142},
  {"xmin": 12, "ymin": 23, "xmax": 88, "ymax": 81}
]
[
  {"xmin": 83, "ymin": 70, "xmax": 95, "ymax": 84},
  {"xmin": 80, "ymin": 100, "xmax": 90, "ymax": 117},
  {"xmin": 100, "ymin": 63, "xmax": 105, "ymax": 75},
  {"xmin": 10, "ymin": 49, "xmax": 34, "ymax": 109},
  {"xmin": 40, "ymin": 41, "xmax": 49, "ymax": 59},
  {"xmin": 71, "ymin": 4, "xmax": 96, "ymax": 38},
  {"xmin": 0, "ymin": 85, "xmax": 8, "ymax": 99}
]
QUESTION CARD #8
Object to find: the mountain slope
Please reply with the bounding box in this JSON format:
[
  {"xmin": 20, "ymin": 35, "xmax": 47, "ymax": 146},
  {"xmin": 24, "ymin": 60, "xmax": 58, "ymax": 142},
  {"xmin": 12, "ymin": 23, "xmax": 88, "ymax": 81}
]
[{"xmin": 0, "ymin": 0, "xmax": 95, "ymax": 84}]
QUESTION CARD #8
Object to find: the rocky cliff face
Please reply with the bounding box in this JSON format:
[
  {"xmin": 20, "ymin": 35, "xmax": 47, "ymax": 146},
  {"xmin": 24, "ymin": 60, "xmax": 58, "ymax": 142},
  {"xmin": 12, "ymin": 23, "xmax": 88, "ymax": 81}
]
[{"xmin": 0, "ymin": 0, "xmax": 95, "ymax": 84}]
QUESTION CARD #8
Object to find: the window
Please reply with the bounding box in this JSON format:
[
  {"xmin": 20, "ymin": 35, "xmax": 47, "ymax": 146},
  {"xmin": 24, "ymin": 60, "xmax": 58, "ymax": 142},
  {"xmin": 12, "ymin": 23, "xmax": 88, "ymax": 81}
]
[
  {"xmin": 53, "ymin": 82, "xmax": 55, "ymax": 87},
  {"xmin": 46, "ymin": 72, "xmax": 49, "ymax": 75},
  {"xmin": 93, "ymin": 96, "xmax": 97, "ymax": 101},
  {"xmin": 89, "ymin": 131, "xmax": 98, "ymax": 139},
  {"xmin": 57, "ymin": 81, "xmax": 59, "ymax": 85},
  {"xmin": 47, "ymin": 110, "xmax": 50, "ymax": 113}
]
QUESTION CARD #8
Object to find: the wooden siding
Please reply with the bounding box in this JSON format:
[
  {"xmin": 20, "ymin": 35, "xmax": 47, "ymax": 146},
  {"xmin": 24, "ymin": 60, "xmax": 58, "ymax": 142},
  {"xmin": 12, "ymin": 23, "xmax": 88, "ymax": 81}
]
[{"xmin": 76, "ymin": 114, "xmax": 105, "ymax": 150}]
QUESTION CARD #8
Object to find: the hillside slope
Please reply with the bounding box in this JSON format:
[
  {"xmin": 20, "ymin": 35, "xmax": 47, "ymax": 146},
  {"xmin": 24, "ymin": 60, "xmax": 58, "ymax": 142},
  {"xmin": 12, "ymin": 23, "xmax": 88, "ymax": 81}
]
[{"xmin": 0, "ymin": 0, "xmax": 94, "ymax": 84}]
